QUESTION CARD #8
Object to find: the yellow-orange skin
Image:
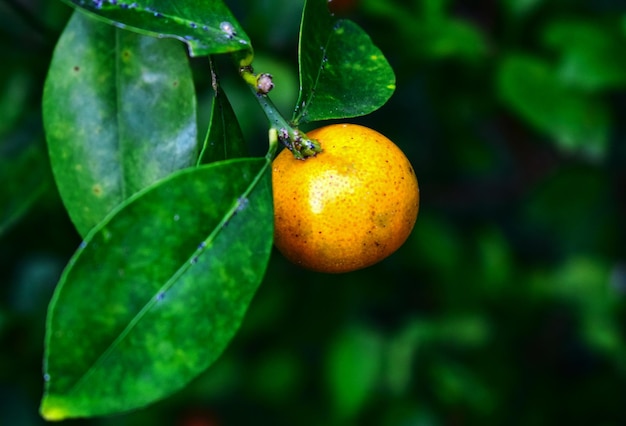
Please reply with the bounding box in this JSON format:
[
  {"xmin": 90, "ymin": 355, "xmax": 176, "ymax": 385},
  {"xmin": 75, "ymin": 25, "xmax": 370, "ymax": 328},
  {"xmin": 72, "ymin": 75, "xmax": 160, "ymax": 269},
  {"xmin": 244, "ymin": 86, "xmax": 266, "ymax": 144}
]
[{"xmin": 272, "ymin": 123, "xmax": 419, "ymax": 273}]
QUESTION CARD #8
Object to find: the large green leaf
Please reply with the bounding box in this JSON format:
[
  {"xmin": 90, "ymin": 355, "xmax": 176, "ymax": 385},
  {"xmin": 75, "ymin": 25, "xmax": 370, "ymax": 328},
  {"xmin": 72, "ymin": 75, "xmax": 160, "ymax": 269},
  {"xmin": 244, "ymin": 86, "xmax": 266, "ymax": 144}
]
[
  {"xmin": 497, "ymin": 54, "xmax": 609, "ymax": 160},
  {"xmin": 197, "ymin": 62, "xmax": 247, "ymax": 165},
  {"xmin": 63, "ymin": 0, "xmax": 250, "ymax": 57},
  {"xmin": 40, "ymin": 157, "xmax": 273, "ymax": 420},
  {"xmin": 292, "ymin": 0, "xmax": 395, "ymax": 124},
  {"xmin": 44, "ymin": 12, "xmax": 198, "ymax": 237}
]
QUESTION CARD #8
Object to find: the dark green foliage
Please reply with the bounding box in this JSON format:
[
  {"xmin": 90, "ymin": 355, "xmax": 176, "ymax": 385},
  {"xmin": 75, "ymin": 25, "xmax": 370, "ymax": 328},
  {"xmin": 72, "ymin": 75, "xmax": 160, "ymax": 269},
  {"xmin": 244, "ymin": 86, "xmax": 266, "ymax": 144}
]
[
  {"xmin": 293, "ymin": 0, "xmax": 395, "ymax": 123},
  {"xmin": 197, "ymin": 63, "xmax": 248, "ymax": 164},
  {"xmin": 42, "ymin": 158, "xmax": 273, "ymax": 418},
  {"xmin": 62, "ymin": 0, "xmax": 251, "ymax": 56},
  {"xmin": 44, "ymin": 11, "xmax": 198, "ymax": 236},
  {"xmin": 497, "ymin": 54, "xmax": 610, "ymax": 159},
  {"xmin": 2, "ymin": 0, "xmax": 626, "ymax": 424}
]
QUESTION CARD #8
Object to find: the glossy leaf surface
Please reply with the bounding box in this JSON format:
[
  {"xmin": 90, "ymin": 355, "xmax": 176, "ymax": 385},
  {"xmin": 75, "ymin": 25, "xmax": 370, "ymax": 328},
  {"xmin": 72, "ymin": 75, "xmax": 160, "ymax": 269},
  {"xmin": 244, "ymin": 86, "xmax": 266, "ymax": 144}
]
[
  {"xmin": 40, "ymin": 158, "xmax": 273, "ymax": 420},
  {"xmin": 497, "ymin": 54, "xmax": 609, "ymax": 159},
  {"xmin": 197, "ymin": 64, "xmax": 247, "ymax": 164},
  {"xmin": 63, "ymin": 0, "xmax": 251, "ymax": 57},
  {"xmin": 44, "ymin": 12, "xmax": 198, "ymax": 237},
  {"xmin": 293, "ymin": 0, "xmax": 395, "ymax": 124}
]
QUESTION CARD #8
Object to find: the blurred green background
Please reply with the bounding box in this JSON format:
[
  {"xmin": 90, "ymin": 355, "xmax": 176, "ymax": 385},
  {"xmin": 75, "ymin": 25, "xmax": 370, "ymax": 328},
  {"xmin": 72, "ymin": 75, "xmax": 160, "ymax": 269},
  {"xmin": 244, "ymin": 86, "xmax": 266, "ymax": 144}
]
[{"xmin": 2, "ymin": 0, "xmax": 626, "ymax": 424}]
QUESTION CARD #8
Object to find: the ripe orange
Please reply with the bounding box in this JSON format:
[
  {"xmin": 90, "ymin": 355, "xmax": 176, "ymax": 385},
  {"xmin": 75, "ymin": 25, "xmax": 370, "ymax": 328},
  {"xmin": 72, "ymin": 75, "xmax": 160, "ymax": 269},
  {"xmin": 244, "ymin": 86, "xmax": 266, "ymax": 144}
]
[{"xmin": 272, "ymin": 123, "xmax": 419, "ymax": 273}]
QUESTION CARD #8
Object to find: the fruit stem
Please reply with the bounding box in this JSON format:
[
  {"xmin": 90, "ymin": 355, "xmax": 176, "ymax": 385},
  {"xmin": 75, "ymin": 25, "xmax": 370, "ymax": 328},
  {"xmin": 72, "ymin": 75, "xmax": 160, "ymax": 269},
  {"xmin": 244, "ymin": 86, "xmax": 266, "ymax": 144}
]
[
  {"xmin": 267, "ymin": 128, "xmax": 279, "ymax": 160},
  {"xmin": 239, "ymin": 64, "xmax": 322, "ymax": 160}
]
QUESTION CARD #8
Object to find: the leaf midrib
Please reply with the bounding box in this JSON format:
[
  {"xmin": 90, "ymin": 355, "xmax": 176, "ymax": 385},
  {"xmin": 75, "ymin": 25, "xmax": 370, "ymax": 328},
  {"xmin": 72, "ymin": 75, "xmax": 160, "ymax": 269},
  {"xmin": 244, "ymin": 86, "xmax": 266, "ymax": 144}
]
[
  {"xmin": 65, "ymin": 158, "xmax": 271, "ymax": 397},
  {"xmin": 115, "ymin": 28, "xmax": 128, "ymax": 201}
]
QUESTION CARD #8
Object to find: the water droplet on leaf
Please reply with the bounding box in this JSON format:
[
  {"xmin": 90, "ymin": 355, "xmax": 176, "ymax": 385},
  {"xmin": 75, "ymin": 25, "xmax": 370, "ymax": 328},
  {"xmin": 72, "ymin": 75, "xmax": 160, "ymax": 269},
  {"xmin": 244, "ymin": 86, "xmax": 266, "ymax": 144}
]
[{"xmin": 219, "ymin": 21, "xmax": 236, "ymax": 39}]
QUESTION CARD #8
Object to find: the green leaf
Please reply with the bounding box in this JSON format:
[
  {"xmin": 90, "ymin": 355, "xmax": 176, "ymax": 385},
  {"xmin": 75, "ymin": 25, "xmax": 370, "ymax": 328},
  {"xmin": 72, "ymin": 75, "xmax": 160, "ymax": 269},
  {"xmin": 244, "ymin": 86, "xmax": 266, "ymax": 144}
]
[
  {"xmin": 40, "ymin": 157, "xmax": 273, "ymax": 420},
  {"xmin": 293, "ymin": 0, "xmax": 395, "ymax": 124},
  {"xmin": 63, "ymin": 0, "xmax": 251, "ymax": 57},
  {"xmin": 326, "ymin": 324, "xmax": 383, "ymax": 421},
  {"xmin": 543, "ymin": 19, "xmax": 626, "ymax": 91},
  {"xmin": 422, "ymin": 19, "xmax": 488, "ymax": 60},
  {"xmin": 44, "ymin": 12, "xmax": 198, "ymax": 237},
  {"xmin": 502, "ymin": 0, "xmax": 543, "ymax": 17},
  {"xmin": 497, "ymin": 54, "xmax": 610, "ymax": 160},
  {"xmin": 430, "ymin": 360, "xmax": 495, "ymax": 413},
  {"xmin": 530, "ymin": 256, "xmax": 624, "ymax": 360},
  {"xmin": 361, "ymin": 0, "xmax": 487, "ymax": 62},
  {"xmin": 197, "ymin": 62, "xmax": 247, "ymax": 165}
]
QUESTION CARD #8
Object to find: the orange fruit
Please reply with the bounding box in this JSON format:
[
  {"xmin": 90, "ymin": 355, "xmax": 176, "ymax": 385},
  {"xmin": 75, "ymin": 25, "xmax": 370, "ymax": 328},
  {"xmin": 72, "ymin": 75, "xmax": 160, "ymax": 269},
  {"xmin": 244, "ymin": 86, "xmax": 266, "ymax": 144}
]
[{"xmin": 272, "ymin": 123, "xmax": 419, "ymax": 273}]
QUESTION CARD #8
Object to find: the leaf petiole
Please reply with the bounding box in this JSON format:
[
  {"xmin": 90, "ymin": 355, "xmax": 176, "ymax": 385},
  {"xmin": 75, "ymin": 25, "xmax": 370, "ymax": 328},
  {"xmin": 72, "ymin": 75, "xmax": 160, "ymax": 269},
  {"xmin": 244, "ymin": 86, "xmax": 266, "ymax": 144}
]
[{"xmin": 239, "ymin": 64, "xmax": 322, "ymax": 160}]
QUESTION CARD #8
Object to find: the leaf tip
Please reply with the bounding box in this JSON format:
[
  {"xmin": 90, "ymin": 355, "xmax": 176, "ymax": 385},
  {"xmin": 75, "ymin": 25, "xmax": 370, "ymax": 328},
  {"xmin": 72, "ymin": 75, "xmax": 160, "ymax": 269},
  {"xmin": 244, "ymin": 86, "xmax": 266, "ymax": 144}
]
[{"xmin": 40, "ymin": 398, "xmax": 70, "ymax": 422}]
